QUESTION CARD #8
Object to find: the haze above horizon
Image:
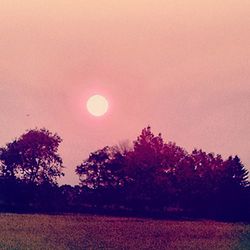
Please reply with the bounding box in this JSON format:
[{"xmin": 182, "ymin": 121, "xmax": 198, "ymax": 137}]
[{"xmin": 0, "ymin": 0, "xmax": 250, "ymax": 185}]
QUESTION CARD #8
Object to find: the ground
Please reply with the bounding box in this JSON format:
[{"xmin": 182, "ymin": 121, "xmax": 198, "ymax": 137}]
[{"xmin": 0, "ymin": 213, "xmax": 249, "ymax": 249}]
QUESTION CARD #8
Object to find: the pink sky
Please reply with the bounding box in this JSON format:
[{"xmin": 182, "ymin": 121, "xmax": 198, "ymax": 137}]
[{"xmin": 0, "ymin": 1, "xmax": 250, "ymax": 185}]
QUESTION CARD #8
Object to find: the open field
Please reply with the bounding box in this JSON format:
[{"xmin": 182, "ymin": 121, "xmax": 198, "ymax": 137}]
[{"xmin": 0, "ymin": 214, "xmax": 249, "ymax": 250}]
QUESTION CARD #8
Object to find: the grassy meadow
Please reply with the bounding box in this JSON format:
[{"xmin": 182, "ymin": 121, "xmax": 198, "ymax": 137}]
[{"xmin": 0, "ymin": 213, "xmax": 249, "ymax": 250}]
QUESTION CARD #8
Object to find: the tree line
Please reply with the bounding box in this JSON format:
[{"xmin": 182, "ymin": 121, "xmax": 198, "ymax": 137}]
[{"xmin": 0, "ymin": 127, "xmax": 249, "ymax": 221}]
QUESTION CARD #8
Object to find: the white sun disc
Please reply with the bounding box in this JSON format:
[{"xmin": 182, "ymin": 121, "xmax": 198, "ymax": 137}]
[{"xmin": 86, "ymin": 95, "xmax": 109, "ymax": 117}]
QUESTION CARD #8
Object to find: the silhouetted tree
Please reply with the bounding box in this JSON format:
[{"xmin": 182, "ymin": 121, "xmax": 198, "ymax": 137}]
[
  {"xmin": 222, "ymin": 155, "xmax": 249, "ymax": 188},
  {"xmin": 76, "ymin": 146, "xmax": 127, "ymax": 189},
  {"xmin": 174, "ymin": 150, "xmax": 223, "ymax": 215},
  {"xmin": 213, "ymin": 155, "xmax": 250, "ymax": 219},
  {"xmin": 0, "ymin": 125, "xmax": 243, "ymax": 219},
  {"xmin": 123, "ymin": 126, "xmax": 166, "ymax": 210},
  {"xmin": 156, "ymin": 142, "xmax": 188, "ymax": 209},
  {"xmin": 0, "ymin": 128, "xmax": 64, "ymax": 185}
]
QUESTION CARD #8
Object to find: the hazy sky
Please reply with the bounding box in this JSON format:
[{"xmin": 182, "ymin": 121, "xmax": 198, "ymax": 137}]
[{"xmin": 1, "ymin": 1, "xmax": 250, "ymax": 185}]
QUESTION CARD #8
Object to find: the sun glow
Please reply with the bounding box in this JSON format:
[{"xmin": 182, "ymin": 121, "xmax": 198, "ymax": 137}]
[{"xmin": 86, "ymin": 95, "xmax": 109, "ymax": 117}]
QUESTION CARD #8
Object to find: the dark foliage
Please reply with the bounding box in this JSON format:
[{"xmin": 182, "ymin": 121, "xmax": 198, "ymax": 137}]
[
  {"xmin": 76, "ymin": 146, "xmax": 128, "ymax": 189},
  {"xmin": 75, "ymin": 126, "xmax": 250, "ymax": 221},
  {"xmin": 0, "ymin": 126, "xmax": 249, "ymax": 221},
  {"xmin": 0, "ymin": 128, "xmax": 64, "ymax": 185}
]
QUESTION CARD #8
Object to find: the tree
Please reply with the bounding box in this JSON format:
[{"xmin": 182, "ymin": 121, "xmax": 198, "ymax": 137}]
[
  {"xmin": 126, "ymin": 126, "xmax": 164, "ymax": 176},
  {"xmin": 158, "ymin": 142, "xmax": 188, "ymax": 207},
  {"xmin": 75, "ymin": 146, "xmax": 127, "ymax": 189},
  {"xmin": 174, "ymin": 150, "xmax": 222, "ymax": 214},
  {"xmin": 124, "ymin": 126, "xmax": 166, "ymax": 209},
  {"xmin": 222, "ymin": 155, "xmax": 249, "ymax": 188},
  {"xmin": 0, "ymin": 128, "xmax": 64, "ymax": 185},
  {"xmin": 212, "ymin": 155, "xmax": 250, "ymax": 219},
  {"xmin": 75, "ymin": 125, "xmax": 250, "ymax": 219}
]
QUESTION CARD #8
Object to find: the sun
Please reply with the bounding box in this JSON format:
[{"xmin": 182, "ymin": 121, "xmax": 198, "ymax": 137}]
[{"xmin": 86, "ymin": 95, "xmax": 109, "ymax": 117}]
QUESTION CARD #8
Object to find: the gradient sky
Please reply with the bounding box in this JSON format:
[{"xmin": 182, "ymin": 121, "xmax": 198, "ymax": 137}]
[{"xmin": 0, "ymin": 1, "xmax": 250, "ymax": 185}]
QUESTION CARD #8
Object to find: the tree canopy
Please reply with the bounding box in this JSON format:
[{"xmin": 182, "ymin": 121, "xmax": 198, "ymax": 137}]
[
  {"xmin": 76, "ymin": 146, "xmax": 128, "ymax": 189},
  {"xmin": 75, "ymin": 126, "xmax": 249, "ymax": 217},
  {"xmin": 0, "ymin": 128, "xmax": 64, "ymax": 185},
  {"xmin": 0, "ymin": 126, "xmax": 249, "ymax": 220}
]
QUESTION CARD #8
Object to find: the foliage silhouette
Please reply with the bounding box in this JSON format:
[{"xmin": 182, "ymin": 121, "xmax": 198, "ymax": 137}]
[
  {"xmin": 0, "ymin": 126, "xmax": 249, "ymax": 221},
  {"xmin": 75, "ymin": 126, "xmax": 250, "ymax": 220},
  {"xmin": 0, "ymin": 128, "xmax": 64, "ymax": 185},
  {"xmin": 76, "ymin": 146, "xmax": 128, "ymax": 189}
]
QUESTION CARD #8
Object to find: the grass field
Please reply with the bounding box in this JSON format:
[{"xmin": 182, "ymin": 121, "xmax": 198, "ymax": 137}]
[{"xmin": 0, "ymin": 213, "xmax": 249, "ymax": 250}]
